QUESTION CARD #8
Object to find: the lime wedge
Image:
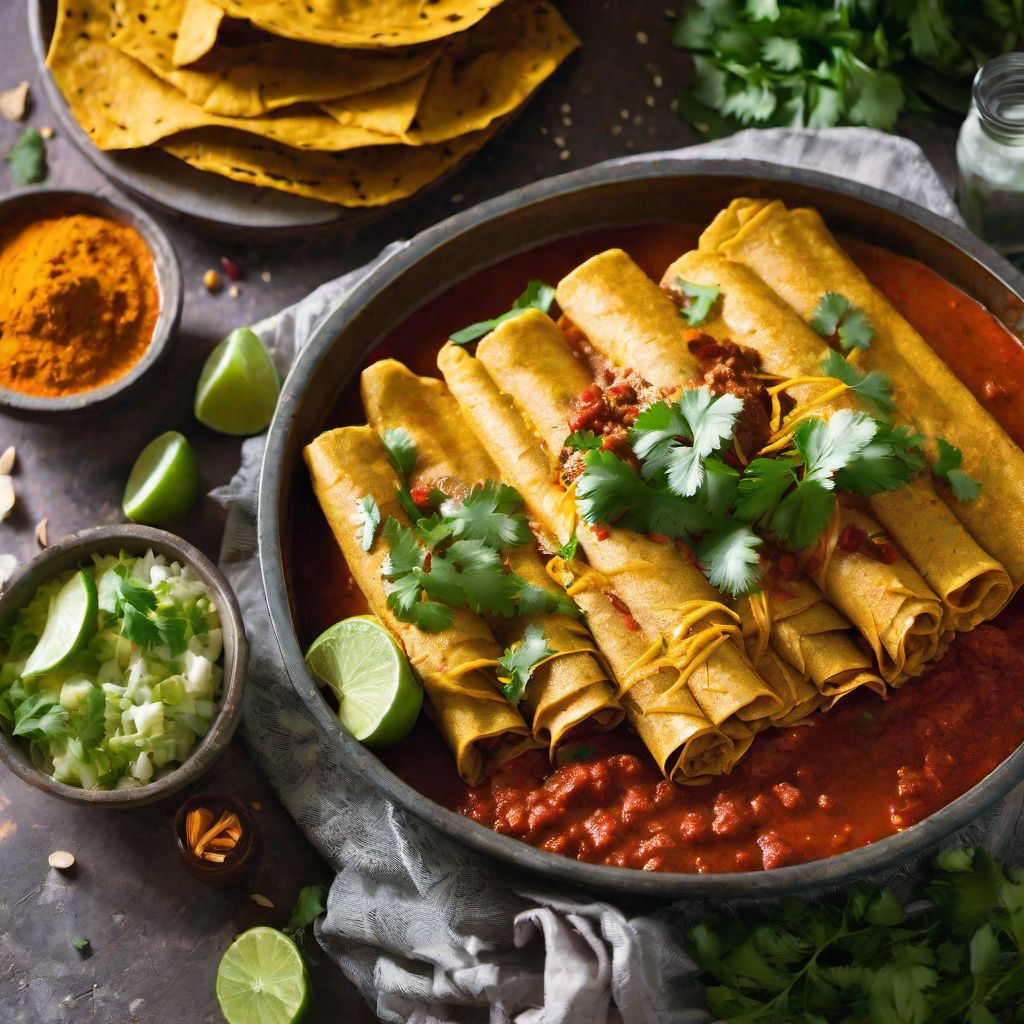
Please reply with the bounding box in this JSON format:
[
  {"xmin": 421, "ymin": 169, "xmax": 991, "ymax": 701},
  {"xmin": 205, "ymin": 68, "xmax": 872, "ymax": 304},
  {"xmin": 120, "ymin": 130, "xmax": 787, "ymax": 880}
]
[
  {"xmin": 23, "ymin": 569, "xmax": 98, "ymax": 678},
  {"xmin": 195, "ymin": 328, "xmax": 280, "ymax": 436},
  {"xmin": 122, "ymin": 431, "xmax": 199, "ymax": 525},
  {"xmin": 216, "ymin": 927, "xmax": 310, "ymax": 1024},
  {"xmin": 304, "ymin": 615, "xmax": 423, "ymax": 748}
]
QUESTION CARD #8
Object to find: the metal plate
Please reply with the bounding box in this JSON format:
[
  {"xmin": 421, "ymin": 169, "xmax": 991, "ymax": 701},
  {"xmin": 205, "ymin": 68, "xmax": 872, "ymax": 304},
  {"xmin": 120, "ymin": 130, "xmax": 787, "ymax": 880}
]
[
  {"xmin": 259, "ymin": 157, "xmax": 1024, "ymax": 897},
  {"xmin": 29, "ymin": 0, "xmax": 351, "ymax": 231}
]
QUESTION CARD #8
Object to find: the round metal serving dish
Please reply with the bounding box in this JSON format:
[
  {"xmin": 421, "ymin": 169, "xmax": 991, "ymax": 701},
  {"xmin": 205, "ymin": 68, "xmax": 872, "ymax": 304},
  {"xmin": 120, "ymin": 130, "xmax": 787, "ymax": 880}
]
[{"xmin": 258, "ymin": 157, "xmax": 1024, "ymax": 897}]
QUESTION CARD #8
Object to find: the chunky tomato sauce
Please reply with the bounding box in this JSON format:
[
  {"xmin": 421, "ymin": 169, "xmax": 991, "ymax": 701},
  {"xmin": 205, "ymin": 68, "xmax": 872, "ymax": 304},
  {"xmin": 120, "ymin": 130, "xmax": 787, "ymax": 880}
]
[{"xmin": 290, "ymin": 222, "xmax": 1024, "ymax": 873}]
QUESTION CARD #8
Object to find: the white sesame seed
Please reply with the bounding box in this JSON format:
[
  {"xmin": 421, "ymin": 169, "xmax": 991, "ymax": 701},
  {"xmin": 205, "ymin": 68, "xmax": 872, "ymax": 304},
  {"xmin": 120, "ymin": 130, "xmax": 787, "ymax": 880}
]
[
  {"xmin": 560, "ymin": 102, "xmax": 572, "ymax": 114},
  {"xmin": 633, "ymin": 115, "xmax": 644, "ymax": 126},
  {"xmin": 562, "ymin": 116, "xmax": 572, "ymax": 127},
  {"xmin": 611, "ymin": 124, "xmax": 623, "ymax": 136},
  {"xmin": 636, "ymin": 30, "xmax": 649, "ymax": 44},
  {"xmin": 620, "ymin": 109, "xmax": 629, "ymax": 120},
  {"xmin": 261, "ymin": 270, "xmax": 272, "ymax": 283},
  {"xmin": 559, "ymin": 149, "xmax": 571, "ymax": 161},
  {"xmin": 645, "ymin": 95, "xmax": 655, "ymax": 108},
  {"xmin": 553, "ymin": 135, "xmax": 566, "ymax": 147},
  {"xmin": 653, "ymin": 74, "xmax": 664, "ymax": 88}
]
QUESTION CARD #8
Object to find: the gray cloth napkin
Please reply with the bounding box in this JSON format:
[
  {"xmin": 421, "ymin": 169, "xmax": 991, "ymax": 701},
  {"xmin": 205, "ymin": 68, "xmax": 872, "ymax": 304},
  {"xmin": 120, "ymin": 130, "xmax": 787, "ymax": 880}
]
[{"xmin": 212, "ymin": 127, "xmax": 1024, "ymax": 1024}]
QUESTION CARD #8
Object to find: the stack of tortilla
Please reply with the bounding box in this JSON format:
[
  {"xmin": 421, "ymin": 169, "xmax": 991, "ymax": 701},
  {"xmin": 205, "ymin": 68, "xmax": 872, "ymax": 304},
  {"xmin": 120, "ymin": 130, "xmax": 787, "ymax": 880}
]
[{"xmin": 46, "ymin": 0, "xmax": 578, "ymax": 206}]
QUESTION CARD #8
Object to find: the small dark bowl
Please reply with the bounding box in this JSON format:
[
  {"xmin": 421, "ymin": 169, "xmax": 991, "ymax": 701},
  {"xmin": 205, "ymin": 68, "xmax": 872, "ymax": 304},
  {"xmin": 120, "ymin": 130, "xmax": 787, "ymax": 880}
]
[
  {"xmin": 0, "ymin": 187, "xmax": 183, "ymax": 415},
  {"xmin": 173, "ymin": 794, "xmax": 262, "ymax": 887},
  {"xmin": 0, "ymin": 525, "xmax": 246, "ymax": 807}
]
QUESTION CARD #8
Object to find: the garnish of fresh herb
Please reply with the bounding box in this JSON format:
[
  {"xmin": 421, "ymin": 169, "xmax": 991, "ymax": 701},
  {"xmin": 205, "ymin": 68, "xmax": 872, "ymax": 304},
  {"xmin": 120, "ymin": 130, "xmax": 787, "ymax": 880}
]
[
  {"xmin": 561, "ymin": 743, "xmax": 599, "ymax": 763},
  {"xmin": 670, "ymin": 1, "xmax": 1019, "ymax": 138},
  {"xmin": 689, "ymin": 847, "xmax": 1024, "ymax": 1023},
  {"xmin": 820, "ymin": 350, "xmax": 894, "ymax": 417},
  {"xmin": 69, "ymin": 936, "xmax": 91, "ymax": 952},
  {"xmin": 812, "ymin": 292, "xmax": 875, "ymax": 350},
  {"xmin": 675, "ymin": 278, "xmax": 721, "ymax": 327},
  {"xmin": 696, "ymin": 523, "xmax": 762, "ymax": 596},
  {"xmin": 933, "ymin": 437, "xmax": 981, "ymax": 501},
  {"xmin": 498, "ymin": 624, "xmax": 554, "ymax": 704},
  {"xmin": 6, "ymin": 127, "xmax": 47, "ymax": 186},
  {"xmin": 449, "ymin": 279, "xmax": 556, "ymax": 345},
  {"xmin": 564, "ymin": 429, "xmax": 603, "ymax": 453},
  {"xmin": 283, "ymin": 883, "xmax": 328, "ymax": 948},
  {"xmin": 557, "ymin": 532, "xmax": 579, "ymax": 561},
  {"xmin": 353, "ymin": 495, "xmax": 380, "ymax": 551},
  {"xmin": 381, "ymin": 427, "xmax": 417, "ymax": 480}
]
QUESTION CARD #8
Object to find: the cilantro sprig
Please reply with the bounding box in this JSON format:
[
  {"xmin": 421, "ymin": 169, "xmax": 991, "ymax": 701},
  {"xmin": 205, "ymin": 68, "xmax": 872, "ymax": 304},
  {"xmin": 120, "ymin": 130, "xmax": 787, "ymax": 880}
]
[
  {"xmin": 933, "ymin": 437, "xmax": 981, "ymax": 502},
  {"xmin": 820, "ymin": 350, "xmax": 894, "ymax": 417},
  {"xmin": 674, "ymin": 277, "xmax": 721, "ymax": 327},
  {"xmin": 689, "ymin": 848, "xmax": 1024, "ymax": 1023},
  {"xmin": 449, "ymin": 280, "xmax": 556, "ymax": 345},
  {"xmin": 812, "ymin": 292, "xmax": 875, "ymax": 350},
  {"xmin": 353, "ymin": 495, "xmax": 380, "ymax": 551},
  {"xmin": 5, "ymin": 128, "xmax": 47, "ymax": 186},
  {"xmin": 498, "ymin": 625, "xmax": 554, "ymax": 704}
]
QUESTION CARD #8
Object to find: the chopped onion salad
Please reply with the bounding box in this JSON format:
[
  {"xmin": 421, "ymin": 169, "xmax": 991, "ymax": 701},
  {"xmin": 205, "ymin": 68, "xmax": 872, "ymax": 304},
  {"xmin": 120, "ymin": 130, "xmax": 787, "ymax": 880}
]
[{"xmin": 0, "ymin": 550, "xmax": 223, "ymax": 789}]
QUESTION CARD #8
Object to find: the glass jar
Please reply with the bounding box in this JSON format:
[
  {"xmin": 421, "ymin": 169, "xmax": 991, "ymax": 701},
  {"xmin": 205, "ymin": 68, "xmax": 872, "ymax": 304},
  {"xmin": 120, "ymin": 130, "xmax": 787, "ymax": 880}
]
[
  {"xmin": 173, "ymin": 794, "xmax": 261, "ymax": 887},
  {"xmin": 957, "ymin": 53, "xmax": 1024, "ymax": 254}
]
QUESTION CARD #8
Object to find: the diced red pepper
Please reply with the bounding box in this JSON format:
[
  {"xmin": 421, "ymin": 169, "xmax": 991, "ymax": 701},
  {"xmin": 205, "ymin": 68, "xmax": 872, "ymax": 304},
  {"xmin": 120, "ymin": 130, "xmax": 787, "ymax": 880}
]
[
  {"xmin": 623, "ymin": 613, "xmax": 639, "ymax": 632},
  {"xmin": 879, "ymin": 542, "xmax": 900, "ymax": 564},
  {"xmin": 592, "ymin": 525, "xmax": 610, "ymax": 541},
  {"xmin": 409, "ymin": 482, "xmax": 434, "ymax": 508},
  {"xmin": 839, "ymin": 525, "xmax": 864, "ymax": 551}
]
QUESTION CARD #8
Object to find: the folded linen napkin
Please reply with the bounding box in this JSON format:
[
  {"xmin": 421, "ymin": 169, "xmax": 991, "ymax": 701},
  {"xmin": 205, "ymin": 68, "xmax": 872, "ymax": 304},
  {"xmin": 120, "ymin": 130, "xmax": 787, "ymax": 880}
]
[{"xmin": 212, "ymin": 127, "xmax": 1024, "ymax": 1024}]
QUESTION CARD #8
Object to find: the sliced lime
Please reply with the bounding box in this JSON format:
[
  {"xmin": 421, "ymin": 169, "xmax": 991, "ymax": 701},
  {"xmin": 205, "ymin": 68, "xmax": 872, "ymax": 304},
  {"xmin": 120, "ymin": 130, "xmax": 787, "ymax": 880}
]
[
  {"xmin": 195, "ymin": 327, "xmax": 280, "ymax": 436},
  {"xmin": 122, "ymin": 431, "xmax": 199, "ymax": 525},
  {"xmin": 23, "ymin": 569, "xmax": 98, "ymax": 678},
  {"xmin": 304, "ymin": 615, "xmax": 423, "ymax": 748},
  {"xmin": 216, "ymin": 927, "xmax": 310, "ymax": 1024}
]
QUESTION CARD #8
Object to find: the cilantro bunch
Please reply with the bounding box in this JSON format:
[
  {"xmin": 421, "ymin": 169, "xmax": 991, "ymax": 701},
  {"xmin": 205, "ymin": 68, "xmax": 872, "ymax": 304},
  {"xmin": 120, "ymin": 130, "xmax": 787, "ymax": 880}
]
[
  {"xmin": 365, "ymin": 429, "xmax": 577, "ymax": 633},
  {"xmin": 672, "ymin": 0, "xmax": 1024, "ymax": 137},
  {"xmin": 690, "ymin": 848, "xmax": 1024, "ymax": 1023}
]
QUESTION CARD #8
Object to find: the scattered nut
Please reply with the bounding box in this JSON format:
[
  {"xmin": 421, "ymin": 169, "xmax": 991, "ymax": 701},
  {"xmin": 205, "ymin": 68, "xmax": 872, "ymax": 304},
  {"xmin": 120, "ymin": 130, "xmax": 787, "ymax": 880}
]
[
  {"xmin": 34, "ymin": 517, "xmax": 48, "ymax": 548},
  {"xmin": 251, "ymin": 801, "xmax": 263, "ymax": 812},
  {"xmin": 228, "ymin": 284, "xmax": 240, "ymax": 299},
  {"xmin": 260, "ymin": 271, "xmax": 272, "ymax": 284},
  {"xmin": 39, "ymin": 126, "xmax": 54, "ymax": 139},
  {"xmin": 0, "ymin": 476, "xmax": 14, "ymax": 522},
  {"xmin": 0, "ymin": 446, "xmax": 15, "ymax": 475},
  {"xmin": 249, "ymin": 893, "xmax": 274, "ymax": 908},
  {"xmin": 0, "ymin": 82, "xmax": 29, "ymax": 122},
  {"xmin": 203, "ymin": 269, "xmax": 222, "ymax": 294},
  {"xmin": 48, "ymin": 850, "xmax": 76, "ymax": 871},
  {"xmin": 0, "ymin": 554, "xmax": 17, "ymax": 587}
]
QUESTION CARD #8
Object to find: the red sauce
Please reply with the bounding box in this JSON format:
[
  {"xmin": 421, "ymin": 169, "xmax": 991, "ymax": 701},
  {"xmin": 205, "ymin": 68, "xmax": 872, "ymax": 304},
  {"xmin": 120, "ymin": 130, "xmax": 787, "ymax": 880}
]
[{"xmin": 291, "ymin": 222, "xmax": 1024, "ymax": 873}]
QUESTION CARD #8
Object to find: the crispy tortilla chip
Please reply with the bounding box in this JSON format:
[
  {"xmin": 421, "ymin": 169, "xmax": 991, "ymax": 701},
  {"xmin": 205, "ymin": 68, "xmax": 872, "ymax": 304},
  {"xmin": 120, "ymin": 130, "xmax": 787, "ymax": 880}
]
[
  {"xmin": 173, "ymin": 0, "xmax": 222, "ymax": 66},
  {"xmin": 323, "ymin": 70, "xmax": 431, "ymax": 137},
  {"xmin": 320, "ymin": 0, "xmax": 579, "ymax": 143},
  {"xmin": 162, "ymin": 127, "xmax": 490, "ymax": 206},
  {"xmin": 206, "ymin": 0, "xmax": 505, "ymax": 49},
  {"xmin": 48, "ymin": 0, "xmax": 410, "ymax": 151},
  {"xmin": 110, "ymin": 0, "xmax": 437, "ymax": 117}
]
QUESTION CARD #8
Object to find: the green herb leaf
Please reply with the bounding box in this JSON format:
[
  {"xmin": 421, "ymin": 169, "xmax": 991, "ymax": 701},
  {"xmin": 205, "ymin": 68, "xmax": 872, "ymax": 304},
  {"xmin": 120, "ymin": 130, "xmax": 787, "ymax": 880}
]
[
  {"xmin": 811, "ymin": 292, "xmax": 874, "ymax": 350},
  {"xmin": 770, "ymin": 478, "xmax": 836, "ymax": 550},
  {"xmin": 449, "ymin": 280, "xmax": 556, "ymax": 345},
  {"xmin": 794, "ymin": 411, "xmax": 878, "ymax": 487},
  {"xmin": 697, "ymin": 523, "xmax": 763, "ymax": 595},
  {"xmin": 380, "ymin": 427, "xmax": 417, "ymax": 480},
  {"xmin": 439, "ymin": 481, "xmax": 532, "ymax": 549},
  {"xmin": 932, "ymin": 437, "xmax": 981, "ymax": 501},
  {"xmin": 76, "ymin": 685, "xmax": 106, "ymax": 754},
  {"xmin": 498, "ymin": 624, "xmax": 554, "ymax": 704},
  {"xmin": 557, "ymin": 532, "xmax": 579, "ymax": 561},
  {"xmin": 820, "ymin": 350, "xmax": 895, "ymax": 417},
  {"xmin": 564, "ymin": 430, "xmax": 603, "ymax": 452},
  {"xmin": 561, "ymin": 743, "xmax": 599, "ymax": 763},
  {"xmin": 12, "ymin": 692, "xmax": 69, "ymax": 739},
  {"xmin": 834, "ymin": 422, "xmax": 924, "ymax": 496},
  {"xmin": 354, "ymin": 495, "xmax": 381, "ymax": 551},
  {"xmin": 69, "ymin": 937, "xmax": 90, "ymax": 951},
  {"xmin": 735, "ymin": 456, "xmax": 799, "ymax": 522},
  {"xmin": 284, "ymin": 883, "xmax": 328, "ymax": 946},
  {"xmin": 6, "ymin": 128, "xmax": 47, "ymax": 186},
  {"xmin": 675, "ymin": 277, "xmax": 721, "ymax": 326}
]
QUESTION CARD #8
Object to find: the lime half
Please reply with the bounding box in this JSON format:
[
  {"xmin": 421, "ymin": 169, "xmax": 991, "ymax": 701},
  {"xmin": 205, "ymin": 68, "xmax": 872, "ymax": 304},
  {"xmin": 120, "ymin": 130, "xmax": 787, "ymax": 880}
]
[
  {"xmin": 195, "ymin": 328, "xmax": 280, "ymax": 436},
  {"xmin": 216, "ymin": 927, "xmax": 310, "ymax": 1024},
  {"xmin": 123, "ymin": 431, "xmax": 199, "ymax": 525},
  {"xmin": 23, "ymin": 569, "xmax": 98, "ymax": 678},
  {"xmin": 304, "ymin": 615, "xmax": 422, "ymax": 748}
]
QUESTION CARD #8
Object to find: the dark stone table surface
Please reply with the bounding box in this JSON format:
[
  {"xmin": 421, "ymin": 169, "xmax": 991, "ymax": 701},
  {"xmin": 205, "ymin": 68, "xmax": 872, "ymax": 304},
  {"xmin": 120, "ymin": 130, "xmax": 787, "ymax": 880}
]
[{"xmin": 0, "ymin": 2, "xmax": 958, "ymax": 1021}]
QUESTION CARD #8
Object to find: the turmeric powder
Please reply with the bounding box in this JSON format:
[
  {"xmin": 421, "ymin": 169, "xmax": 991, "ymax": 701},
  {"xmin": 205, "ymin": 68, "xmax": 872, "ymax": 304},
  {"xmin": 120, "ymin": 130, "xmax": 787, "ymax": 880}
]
[{"xmin": 0, "ymin": 212, "xmax": 159, "ymax": 397}]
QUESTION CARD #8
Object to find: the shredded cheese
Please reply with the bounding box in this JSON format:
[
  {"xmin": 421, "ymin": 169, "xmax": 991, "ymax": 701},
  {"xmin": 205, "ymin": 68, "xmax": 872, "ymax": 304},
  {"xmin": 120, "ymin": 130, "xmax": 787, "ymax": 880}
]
[{"xmin": 756, "ymin": 374, "xmax": 850, "ymax": 456}]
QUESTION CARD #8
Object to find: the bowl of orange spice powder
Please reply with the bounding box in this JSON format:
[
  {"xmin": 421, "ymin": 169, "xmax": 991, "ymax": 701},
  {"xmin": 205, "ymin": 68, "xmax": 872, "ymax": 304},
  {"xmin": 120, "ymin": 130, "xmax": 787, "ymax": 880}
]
[{"xmin": 0, "ymin": 188, "xmax": 182, "ymax": 412}]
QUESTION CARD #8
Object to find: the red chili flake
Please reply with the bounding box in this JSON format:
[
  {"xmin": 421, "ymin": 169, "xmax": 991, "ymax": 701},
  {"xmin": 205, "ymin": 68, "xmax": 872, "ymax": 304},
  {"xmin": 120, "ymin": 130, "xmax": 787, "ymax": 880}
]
[
  {"xmin": 839, "ymin": 525, "xmax": 864, "ymax": 551},
  {"xmin": 592, "ymin": 525, "xmax": 610, "ymax": 541},
  {"xmin": 623, "ymin": 613, "xmax": 639, "ymax": 632},
  {"xmin": 608, "ymin": 592, "xmax": 630, "ymax": 615},
  {"xmin": 777, "ymin": 552, "xmax": 798, "ymax": 575},
  {"xmin": 623, "ymin": 405, "xmax": 639, "ymax": 422},
  {"xmin": 879, "ymin": 542, "xmax": 900, "ymax": 564},
  {"xmin": 607, "ymin": 383, "xmax": 633, "ymax": 398},
  {"xmin": 567, "ymin": 404, "xmax": 602, "ymax": 433},
  {"xmin": 646, "ymin": 532, "xmax": 669, "ymax": 544},
  {"xmin": 579, "ymin": 384, "xmax": 603, "ymax": 404},
  {"xmin": 409, "ymin": 482, "xmax": 433, "ymax": 508},
  {"xmin": 220, "ymin": 256, "xmax": 244, "ymax": 281}
]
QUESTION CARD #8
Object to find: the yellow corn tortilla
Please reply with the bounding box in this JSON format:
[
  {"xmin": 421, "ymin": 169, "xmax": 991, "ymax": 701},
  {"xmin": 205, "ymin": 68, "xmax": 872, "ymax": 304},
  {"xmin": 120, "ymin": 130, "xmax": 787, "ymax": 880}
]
[
  {"xmin": 174, "ymin": 0, "xmax": 223, "ymax": 66},
  {"xmin": 700, "ymin": 198, "xmax": 1024, "ymax": 590},
  {"xmin": 320, "ymin": 0, "xmax": 579, "ymax": 144},
  {"xmin": 359, "ymin": 359, "xmax": 623, "ymax": 755},
  {"xmin": 162, "ymin": 127, "xmax": 488, "ymax": 206},
  {"xmin": 438, "ymin": 343, "xmax": 738, "ymax": 782},
  {"xmin": 666, "ymin": 248, "xmax": 1012, "ymax": 632},
  {"xmin": 304, "ymin": 425, "xmax": 536, "ymax": 786},
  {"xmin": 110, "ymin": 0, "xmax": 437, "ymax": 117},
  {"xmin": 206, "ymin": 0, "xmax": 505, "ymax": 49}
]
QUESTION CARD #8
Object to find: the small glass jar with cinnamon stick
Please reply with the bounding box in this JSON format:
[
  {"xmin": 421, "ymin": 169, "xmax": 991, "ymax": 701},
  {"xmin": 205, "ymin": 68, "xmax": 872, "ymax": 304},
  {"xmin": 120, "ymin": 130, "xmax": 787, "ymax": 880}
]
[{"xmin": 173, "ymin": 795, "xmax": 261, "ymax": 887}]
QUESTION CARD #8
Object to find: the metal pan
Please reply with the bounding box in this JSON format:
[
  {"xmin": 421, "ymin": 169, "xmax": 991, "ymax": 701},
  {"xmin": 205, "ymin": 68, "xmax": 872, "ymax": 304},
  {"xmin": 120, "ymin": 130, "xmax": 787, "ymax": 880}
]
[{"xmin": 258, "ymin": 156, "xmax": 1024, "ymax": 897}]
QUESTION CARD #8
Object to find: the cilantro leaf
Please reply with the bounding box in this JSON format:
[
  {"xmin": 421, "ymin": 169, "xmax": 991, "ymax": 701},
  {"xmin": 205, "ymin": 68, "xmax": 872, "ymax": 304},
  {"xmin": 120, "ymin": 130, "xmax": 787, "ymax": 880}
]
[
  {"xmin": 380, "ymin": 427, "xmax": 416, "ymax": 480},
  {"xmin": 70, "ymin": 937, "xmax": 90, "ymax": 952},
  {"xmin": 439, "ymin": 481, "xmax": 532, "ymax": 548},
  {"xmin": 834, "ymin": 423, "xmax": 924, "ymax": 496},
  {"xmin": 697, "ymin": 457, "xmax": 740, "ymax": 516},
  {"xmin": 76, "ymin": 685, "xmax": 106, "ymax": 754},
  {"xmin": 449, "ymin": 280, "xmax": 556, "ymax": 345},
  {"xmin": 6, "ymin": 128, "xmax": 47, "ymax": 186},
  {"xmin": 770, "ymin": 478, "xmax": 835, "ymax": 550},
  {"xmin": 12, "ymin": 692, "xmax": 68, "ymax": 739},
  {"xmin": 820, "ymin": 350, "xmax": 895, "ymax": 417},
  {"xmin": 811, "ymin": 292, "xmax": 874, "ymax": 350},
  {"xmin": 498, "ymin": 624, "xmax": 554, "ymax": 703},
  {"xmin": 284, "ymin": 883, "xmax": 328, "ymax": 947},
  {"xmin": 761, "ymin": 36, "xmax": 801, "ymax": 72},
  {"xmin": 735, "ymin": 456, "xmax": 798, "ymax": 522},
  {"xmin": 557, "ymin": 532, "xmax": 579, "ymax": 561},
  {"xmin": 932, "ymin": 437, "xmax": 981, "ymax": 501},
  {"xmin": 564, "ymin": 430, "xmax": 602, "ymax": 452},
  {"xmin": 120, "ymin": 603, "xmax": 162, "ymax": 647},
  {"xmin": 675, "ymin": 278, "xmax": 721, "ymax": 326},
  {"xmin": 353, "ymin": 495, "xmax": 380, "ymax": 551},
  {"xmin": 793, "ymin": 411, "xmax": 877, "ymax": 487},
  {"xmin": 394, "ymin": 486, "xmax": 422, "ymax": 524},
  {"xmin": 697, "ymin": 523, "xmax": 762, "ymax": 596}
]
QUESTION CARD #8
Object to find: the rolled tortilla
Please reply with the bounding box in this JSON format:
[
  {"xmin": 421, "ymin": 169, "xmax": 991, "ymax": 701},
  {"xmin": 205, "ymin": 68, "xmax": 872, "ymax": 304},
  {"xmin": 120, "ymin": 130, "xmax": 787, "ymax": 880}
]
[
  {"xmin": 701, "ymin": 198, "xmax": 1024, "ymax": 589},
  {"xmin": 360, "ymin": 359, "xmax": 624, "ymax": 755},
  {"xmin": 554, "ymin": 247, "xmax": 935, "ymax": 683},
  {"xmin": 439, "ymin": 342, "xmax": 741, "ymax": 781},
  {"xmin": 665, "ymin": 249, "xmax": 1011, "ymax": 631},
  {"xmin": 468, "ymin": 309, "xmax": 783, "ymax": 727},
  {"xmin": 304, "ymin": 425, "xmax": 535, "ymax": 785}
]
